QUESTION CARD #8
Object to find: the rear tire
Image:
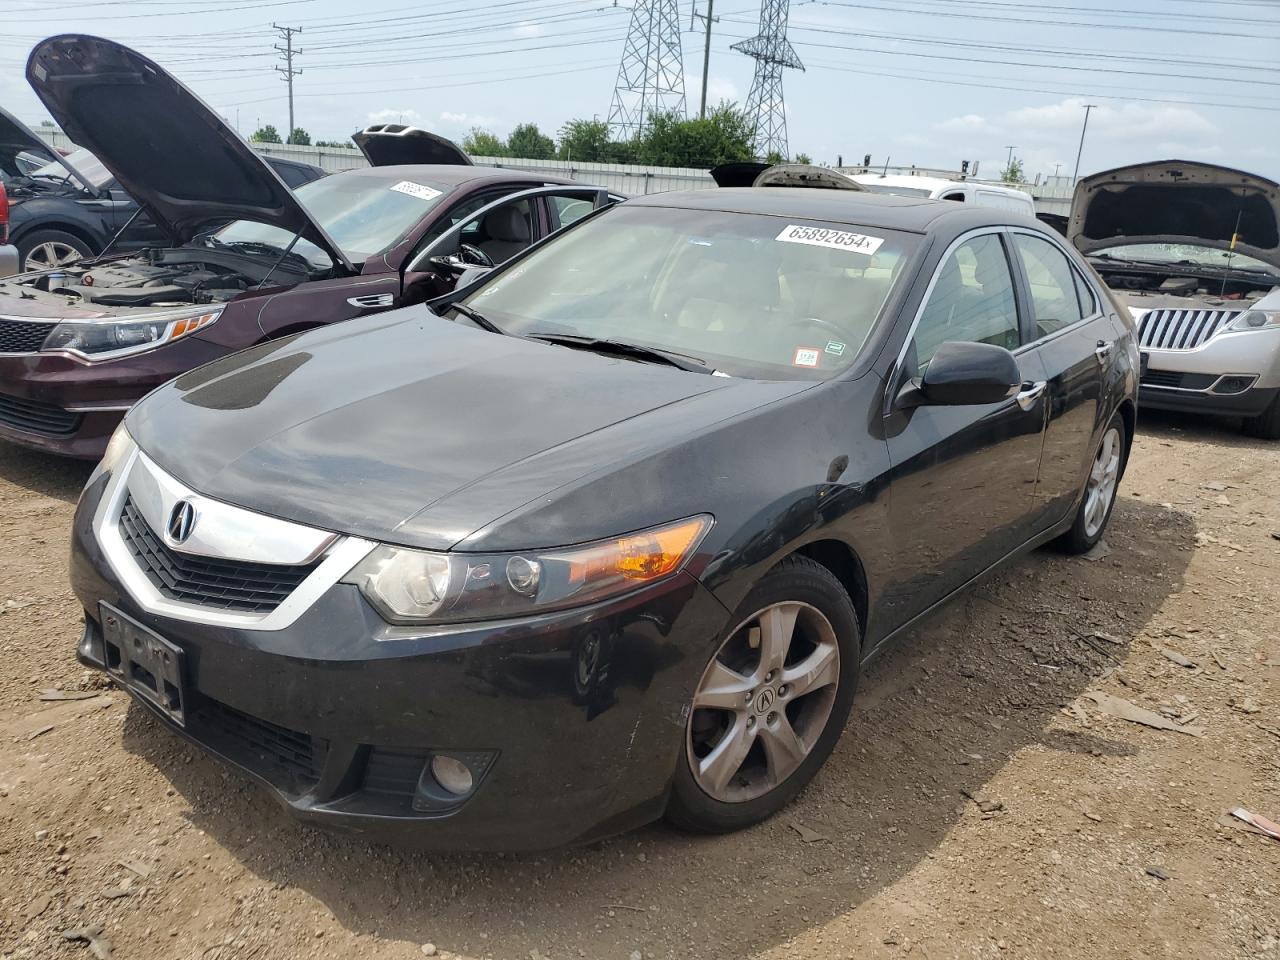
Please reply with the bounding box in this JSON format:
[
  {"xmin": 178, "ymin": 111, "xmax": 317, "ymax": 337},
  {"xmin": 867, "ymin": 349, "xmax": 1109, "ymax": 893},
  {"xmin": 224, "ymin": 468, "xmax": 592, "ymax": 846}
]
[
  {"xmin": 17, "ymin": 229, "xmax": 94, "ymax": 273},
  {"xmin": 666, "ymin": 556, "xmax": 860, "ymax": 834},
  {"xmin": 1242, "ymin": 393, "xmax": 1280, "ymax": 440},
  {"xmin": 1055, "ymin": 412, "xmax": 1125, "ymax": 555}
]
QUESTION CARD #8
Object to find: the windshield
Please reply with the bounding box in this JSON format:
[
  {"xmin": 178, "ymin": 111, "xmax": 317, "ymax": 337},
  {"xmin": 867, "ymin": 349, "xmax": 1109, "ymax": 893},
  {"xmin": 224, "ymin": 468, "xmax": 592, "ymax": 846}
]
[
  {"xmin": 466, "ymin": 205, "xmax": 920, "ymax": 380},
  {"xmin": 854, "ymin": 182, "xmax": 933, "ymax": 198},
  {"xmin": 33, "ymin": 147, "xmax": 112, "ymax": 189},
  {"xmin": 1092, "ymin": 242, "xmax": 1280, "ymax": 276},
  {"xmin": 214, "ymin": 173, "xmax": 447, "ymax": 267}
]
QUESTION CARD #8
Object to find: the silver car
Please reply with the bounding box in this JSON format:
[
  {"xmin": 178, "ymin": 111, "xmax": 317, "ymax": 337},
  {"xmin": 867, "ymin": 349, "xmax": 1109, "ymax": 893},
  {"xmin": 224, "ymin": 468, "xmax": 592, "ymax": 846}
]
[{"xmin": 1070, "ymin": 160, "xmax": 1280, "ymax": 439}]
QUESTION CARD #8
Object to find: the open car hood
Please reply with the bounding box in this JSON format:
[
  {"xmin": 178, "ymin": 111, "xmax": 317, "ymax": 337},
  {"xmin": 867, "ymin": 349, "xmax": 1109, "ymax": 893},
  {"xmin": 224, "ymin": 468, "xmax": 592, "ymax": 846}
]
[
  {"xmin": 1070, "ymin": 160, "xmax": 1280, "ymax": 270},
  {"xmin": 710, "ymin": 161, "xmax": 862, "ymax": 191},
  {"xmin": 25, "ymin": 35, "xmax": 353, "ymax": 270},
  {"xmin": 353, "ymin": 123, "xmax": 472, "ymax": 167}
]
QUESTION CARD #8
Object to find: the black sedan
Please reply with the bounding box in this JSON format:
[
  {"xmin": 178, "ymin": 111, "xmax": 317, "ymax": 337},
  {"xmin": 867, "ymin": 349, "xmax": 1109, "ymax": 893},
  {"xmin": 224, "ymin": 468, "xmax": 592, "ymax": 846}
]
[{"xmin": 69, "ymin": 188, "xmax": 1138, "ymax": 850}]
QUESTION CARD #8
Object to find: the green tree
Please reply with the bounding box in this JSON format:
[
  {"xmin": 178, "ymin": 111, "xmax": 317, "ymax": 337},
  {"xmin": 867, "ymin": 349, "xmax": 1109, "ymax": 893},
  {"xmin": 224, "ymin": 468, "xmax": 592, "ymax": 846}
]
[
  {"xmin": 557, "ymin": 119, "xmax": 611, "ymax": 162},
  {"xmin": 287, "ymin": 127, "xmax": 311, "ymax": 146},
  {"xmin": 462, "ymin": 127, "xmax": 506, "ymax": 157},
  {"xmin": 765, "ymin": 150, "xmax": 785, "ymax": 165},
  {"xmin": 794, "ymin": 152, "xmax": 812, "ymax": 165},
  {"xmin": 1000, "ymin": 157, "xmax": 1026, "ymax": 183},
  {"xmin": 634, "ymin": 103, "xmax": 755, "ymax": 168},
  {"xmin": 506, "ymin": 122, "xmax": 556, "ymax": 160},
  {"xmin": 250, "ymin": 124, "xmax": 282, "ymax": 144}
]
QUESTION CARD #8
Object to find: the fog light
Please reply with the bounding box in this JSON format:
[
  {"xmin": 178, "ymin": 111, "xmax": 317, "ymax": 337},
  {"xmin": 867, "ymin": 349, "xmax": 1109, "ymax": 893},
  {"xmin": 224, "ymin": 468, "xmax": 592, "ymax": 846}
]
[{"xmin": 430, "ymin": 755, "xmax": 475, "ymax": 796}]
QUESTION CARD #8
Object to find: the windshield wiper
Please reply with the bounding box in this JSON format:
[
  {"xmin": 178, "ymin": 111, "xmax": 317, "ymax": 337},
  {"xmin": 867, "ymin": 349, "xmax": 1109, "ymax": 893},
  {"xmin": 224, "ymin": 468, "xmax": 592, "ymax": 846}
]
[
  {"xmin": 448, "ymin": 302, "xmax": 506, "ymax": 335},
  {"xmin": 528, "ymin": 333, "xmax": 711, "ymax": 374}
]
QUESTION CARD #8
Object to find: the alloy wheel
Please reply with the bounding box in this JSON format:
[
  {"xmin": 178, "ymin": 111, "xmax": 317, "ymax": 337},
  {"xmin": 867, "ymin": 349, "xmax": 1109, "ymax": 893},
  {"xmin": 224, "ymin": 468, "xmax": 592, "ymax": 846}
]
[
  {"xmin": 1083, "ymin": 425, "xmax": 1121, "ymax": 538},
  {"xmin": 24, "ymin": 241, "xmax": 83, "ymax": 271},
  {"xmin": 686, "ymin": 601, "xmax": 841, "ymax": 803}
]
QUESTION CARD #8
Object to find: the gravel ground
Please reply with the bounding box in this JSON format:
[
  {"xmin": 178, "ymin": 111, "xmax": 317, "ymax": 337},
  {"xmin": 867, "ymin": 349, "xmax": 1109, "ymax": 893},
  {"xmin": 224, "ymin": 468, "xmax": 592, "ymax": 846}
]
[{"xmin": 0, "ymin": 409, "xmax": 1277, "ymax": 960}]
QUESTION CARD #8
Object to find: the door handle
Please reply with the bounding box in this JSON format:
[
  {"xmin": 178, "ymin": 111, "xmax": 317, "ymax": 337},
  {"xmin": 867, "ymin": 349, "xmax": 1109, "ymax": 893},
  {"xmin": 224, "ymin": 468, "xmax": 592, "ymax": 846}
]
[
  {"xmin": 1016, "ymin": 380, "xmax": 1047, "ymax": 410},
  {"xmin": 1094, "ymin": 340, "xmax": 1113, "ymax": 365}
]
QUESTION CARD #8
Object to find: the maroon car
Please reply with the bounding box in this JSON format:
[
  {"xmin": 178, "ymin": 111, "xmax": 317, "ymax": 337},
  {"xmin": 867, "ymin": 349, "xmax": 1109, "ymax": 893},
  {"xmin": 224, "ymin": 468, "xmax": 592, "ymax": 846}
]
[{"xmin": 0, "ymin": 35, "xmax": 615, "ymax": 458}]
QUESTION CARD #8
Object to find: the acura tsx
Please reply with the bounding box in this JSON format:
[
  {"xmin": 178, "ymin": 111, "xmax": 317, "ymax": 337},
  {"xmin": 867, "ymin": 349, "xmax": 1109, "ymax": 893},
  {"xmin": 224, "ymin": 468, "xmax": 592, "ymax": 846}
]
[{"xmin": 70, "ymin": 187, "xmax": 1138, "ymax": 850}]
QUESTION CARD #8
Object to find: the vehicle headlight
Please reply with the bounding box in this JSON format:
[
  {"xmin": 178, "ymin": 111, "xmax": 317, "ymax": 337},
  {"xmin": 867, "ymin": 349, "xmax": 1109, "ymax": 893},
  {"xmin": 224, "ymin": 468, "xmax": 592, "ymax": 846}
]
[
  {"xmin": 344, "ymin": 515, "xmax": 713, "ymax": 624},
  {"xmin": 83, "ymin": 421, "xmax": 135, "ymax": 492},
  {"xmin": 1227, "ymin": 309, "xmax": 1280, "ymax": 331},
  {"xmin": 42, "ymin": 307, "xmax": 222, "ymax": 361}
]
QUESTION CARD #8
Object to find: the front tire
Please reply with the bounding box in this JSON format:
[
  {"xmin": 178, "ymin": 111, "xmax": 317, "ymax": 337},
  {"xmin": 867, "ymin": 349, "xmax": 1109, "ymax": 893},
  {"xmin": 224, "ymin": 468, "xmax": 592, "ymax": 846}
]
[
  {"xmin": 1056, "ymin": 413, "xmax": 1125, "ymax": 554},
  {"xmin": 1242, "ymin": 393, "xmax": 1280, "ymax": 440},
  {"xmin": 666, "ymin": 556, "xmax": 860, "ymax": 834},
  {"xmin": 17, "ymin": 229, "xmax": 94, "ymax": 273}
]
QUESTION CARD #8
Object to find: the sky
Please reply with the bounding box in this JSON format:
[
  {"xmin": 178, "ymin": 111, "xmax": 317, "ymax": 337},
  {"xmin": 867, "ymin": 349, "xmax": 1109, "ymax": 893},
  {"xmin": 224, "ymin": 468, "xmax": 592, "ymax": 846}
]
[{"xmin": 0, "ymin": 0, "xmax": 1276, "ymax": 183}]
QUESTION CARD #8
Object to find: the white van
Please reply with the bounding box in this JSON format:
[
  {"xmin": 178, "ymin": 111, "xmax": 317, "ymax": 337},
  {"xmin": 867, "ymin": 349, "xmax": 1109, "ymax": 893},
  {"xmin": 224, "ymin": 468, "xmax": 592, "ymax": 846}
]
[{"xmin": 850, "ymin": 174, "xmax": 1036, "ymax": 216}]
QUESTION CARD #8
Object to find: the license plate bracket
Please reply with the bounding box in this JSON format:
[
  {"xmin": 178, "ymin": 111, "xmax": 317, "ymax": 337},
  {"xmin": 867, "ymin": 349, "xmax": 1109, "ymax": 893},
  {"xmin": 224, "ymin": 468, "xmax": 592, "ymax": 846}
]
[{"xmin": 99, "ymin": 603, "xmax": 187, "ymax": 726}]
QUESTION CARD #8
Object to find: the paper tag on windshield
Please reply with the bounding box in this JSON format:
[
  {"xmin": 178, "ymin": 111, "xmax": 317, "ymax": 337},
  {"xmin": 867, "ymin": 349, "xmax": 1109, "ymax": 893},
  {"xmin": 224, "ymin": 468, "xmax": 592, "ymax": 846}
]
[
  {"xmin": 390, "ymin": 180, "xmax": 442, "ymax": 201},
  {"xmin": 776, "ymin": 224, "xmax": 884, "ymax": 256}
]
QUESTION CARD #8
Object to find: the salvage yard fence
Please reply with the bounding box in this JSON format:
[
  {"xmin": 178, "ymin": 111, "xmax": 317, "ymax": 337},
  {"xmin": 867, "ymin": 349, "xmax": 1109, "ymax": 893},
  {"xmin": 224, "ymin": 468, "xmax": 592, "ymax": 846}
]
[{"xmin": 34, "ymin": 128, "xmax": 1068, "ymax": 213}]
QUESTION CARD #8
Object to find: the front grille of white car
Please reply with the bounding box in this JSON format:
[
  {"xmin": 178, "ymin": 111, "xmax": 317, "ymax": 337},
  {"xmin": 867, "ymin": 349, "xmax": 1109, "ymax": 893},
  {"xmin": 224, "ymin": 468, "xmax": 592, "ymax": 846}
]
[{"xmin": 1137, "ymin": 308, "xmax": 1238, "ymax": 350}]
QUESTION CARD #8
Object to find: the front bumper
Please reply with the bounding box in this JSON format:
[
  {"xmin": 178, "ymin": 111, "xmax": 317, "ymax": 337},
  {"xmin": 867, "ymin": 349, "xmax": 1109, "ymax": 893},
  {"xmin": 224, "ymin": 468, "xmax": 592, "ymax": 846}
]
[
  {"xmin": 0, "ymin": 336, "xmax": 226, "ymax": 459},
  {"xmin": 0, "ymin": 245, "xmax": 17, "ymax": 279},
  {"xmin": 70, "ymin": 466, "xmax": 731, "ymax": 851},
  {"xmin": 1139, "ymin": 325, "xmax": 1280, "ymax": 418}
]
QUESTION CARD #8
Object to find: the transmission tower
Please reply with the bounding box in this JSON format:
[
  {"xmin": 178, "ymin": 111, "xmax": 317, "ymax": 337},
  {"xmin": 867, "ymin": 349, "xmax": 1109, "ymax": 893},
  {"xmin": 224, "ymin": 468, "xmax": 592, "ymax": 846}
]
[
  {"xmin": 606, "ymin": 0, "xmax": 686, "ymax": 141},
  {"xmin": 273, "ymin": 23, "xmax": 302, "ymax": 141},
  {"xmin": 732, "ymin": 0, "xmax": 803, "ymax": 159}
]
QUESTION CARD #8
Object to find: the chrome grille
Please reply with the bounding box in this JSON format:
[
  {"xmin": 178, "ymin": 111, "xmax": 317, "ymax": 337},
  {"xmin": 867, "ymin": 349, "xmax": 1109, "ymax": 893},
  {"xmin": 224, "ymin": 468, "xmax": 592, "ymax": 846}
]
[
  {"xmin": 119, "ymin": 495, "xmax": 320, "ymax": 613},
  {"xmin": 1137, "ymin": 308, "xmax": 1237, "ymax": 350}
]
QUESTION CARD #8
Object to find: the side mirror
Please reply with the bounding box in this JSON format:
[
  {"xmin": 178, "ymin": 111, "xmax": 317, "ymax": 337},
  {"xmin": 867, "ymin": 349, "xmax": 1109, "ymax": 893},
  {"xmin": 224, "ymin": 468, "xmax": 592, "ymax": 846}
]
[{"xmin": 897, "ymin": 341, "xmax": 1021, "ymax": 408}]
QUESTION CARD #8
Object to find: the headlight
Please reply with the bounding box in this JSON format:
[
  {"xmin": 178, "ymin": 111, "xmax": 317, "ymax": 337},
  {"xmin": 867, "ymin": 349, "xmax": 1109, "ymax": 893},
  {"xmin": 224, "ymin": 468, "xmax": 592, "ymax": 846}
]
[
  {"xmin": 42, "ymin": 307, "xmax": 222, "ymax": 361},
  {"xmin": 83, "ymin": 421, "xmax": 135, "ymax": 491},
  {"xmin": 1227, "ymin": 309, "xmax": 1280, "ymax": 331},
  {"xmin": 344, "ymin": 515, "xmax": 713, "ymax": 624}
]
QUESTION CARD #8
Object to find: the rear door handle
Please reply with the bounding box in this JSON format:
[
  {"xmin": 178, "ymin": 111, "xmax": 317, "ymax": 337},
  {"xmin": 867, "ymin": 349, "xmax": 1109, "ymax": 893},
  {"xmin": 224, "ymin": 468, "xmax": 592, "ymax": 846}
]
[
  {"xmin": 1016, "ymin": 380, "xmax": 1047, "ymax": 410},
  {"xmin": 1095, "ymin": 340, "xmax": 1113, "ymax": 365}
]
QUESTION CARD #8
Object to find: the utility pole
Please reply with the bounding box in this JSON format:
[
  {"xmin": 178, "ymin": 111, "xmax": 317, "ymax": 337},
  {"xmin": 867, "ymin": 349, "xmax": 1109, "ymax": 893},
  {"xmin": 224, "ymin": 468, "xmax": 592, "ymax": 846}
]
[
  {"xmin": 1053, "ymin": 162, "xmax": 1062, "ymax": 179},
  {"xmin": 1072, "ymin": 103, "xmax": 1097, "ymax": 185},
  {"xmin": 692, "ymin": 0, "xmax": 718, "ymax": 119},
  {"xmin": 273, "ymin": 23, "xmax": 302, "ymax": 142},
  {"xmin": 1004, "ymin": 145, "xmax": 1017, "ymax": 170}
]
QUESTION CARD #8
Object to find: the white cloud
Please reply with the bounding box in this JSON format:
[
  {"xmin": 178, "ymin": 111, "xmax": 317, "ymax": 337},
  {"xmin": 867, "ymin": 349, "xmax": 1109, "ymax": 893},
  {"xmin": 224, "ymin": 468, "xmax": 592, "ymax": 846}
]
[
  {"xmin": 513, "ymin": 21, "xmax": 543, "ymax": 38},
  {"xmin": 366, "ymin": 108, "xmax": 422, "ymax": 127},
  {"xmin": 1004, "ymin": 98, "xmax": 1215, "ymax": 141},
  {"xmin": 707, "ymin": 76, "xmax": 739, "ymax": 103},
  {"xmin": 937, "ymin": 113, "xmax": 996, "ymax": 134},
  {"xmin": 438, "ymin": 111, "xmax": 498, "ymax": 131}
]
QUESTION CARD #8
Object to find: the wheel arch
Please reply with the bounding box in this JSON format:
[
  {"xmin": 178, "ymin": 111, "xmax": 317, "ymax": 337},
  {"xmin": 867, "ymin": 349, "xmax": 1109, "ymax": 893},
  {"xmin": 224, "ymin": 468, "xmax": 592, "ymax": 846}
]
[
  {"xmin": 789, "ymin": 539, "xmax": 869, "ymax": 635},
  {"xmin": 12, "ymin": 220, "xmax": 103, "ymax": 255},
  {"xmin": 1115, "ymin": 398, "xmax": 1136, "ymax": 476}
]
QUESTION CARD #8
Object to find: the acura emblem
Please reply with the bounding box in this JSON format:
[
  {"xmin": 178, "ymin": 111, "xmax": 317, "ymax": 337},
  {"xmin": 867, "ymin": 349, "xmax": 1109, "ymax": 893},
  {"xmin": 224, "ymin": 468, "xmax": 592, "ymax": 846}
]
[{"xmin": 167, "ymin": 500, "xmax": 197, "ymax": 544}]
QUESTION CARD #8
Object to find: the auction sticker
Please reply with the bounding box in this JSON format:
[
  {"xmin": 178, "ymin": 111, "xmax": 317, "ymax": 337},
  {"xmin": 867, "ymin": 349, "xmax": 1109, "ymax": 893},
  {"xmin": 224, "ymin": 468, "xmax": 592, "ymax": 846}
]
[
  {"xmin": 390, "ymin": 180, "xmax": 443, "ymax": 201},
  {"xmin": 776, "ymin": 224, "xmax": 884, "ymax": 255},
  {"xmin": 793, "ymin": 347, "xmax": 821, "ymax": 367}
]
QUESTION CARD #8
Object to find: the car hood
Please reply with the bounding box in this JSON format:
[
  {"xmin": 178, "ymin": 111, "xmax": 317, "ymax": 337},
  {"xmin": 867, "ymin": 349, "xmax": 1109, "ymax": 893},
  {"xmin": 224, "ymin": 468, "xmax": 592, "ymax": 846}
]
[
  {"xmin": 0, "ymin": 105, "xmax": 79, "ymax": 184},
  {"xmin": 25, "ymin": 35, "xmax": 352, "ymax": 270},
  {"xmin": 353, "ymin": 124, "xmax": 472, "ymax": 167},
  {"xmin": 710, "ymin": 162, "xmax": 862, "ymax": 191},
  {"xmin": 1069, "ymin": 160, "xmax": 1280, "ymax": 270},
  {"xmin": 126, "ymin": 310, "xmax": 807, "ymax": 551}
]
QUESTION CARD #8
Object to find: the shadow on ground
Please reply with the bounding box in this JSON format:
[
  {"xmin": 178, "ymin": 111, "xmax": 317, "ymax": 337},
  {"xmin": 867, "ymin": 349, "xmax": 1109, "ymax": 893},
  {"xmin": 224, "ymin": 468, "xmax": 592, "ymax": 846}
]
[
  {"xmin": 1136, "ymin": 407, "xmax": 1273, "ymax": 452},
  {"xmin": 120, "ymin": 496, "xmax": 1193, "ymax": 959},
  {"xmin": 0, "ymin": 441, "xmax": 94, "ymax": 504}
]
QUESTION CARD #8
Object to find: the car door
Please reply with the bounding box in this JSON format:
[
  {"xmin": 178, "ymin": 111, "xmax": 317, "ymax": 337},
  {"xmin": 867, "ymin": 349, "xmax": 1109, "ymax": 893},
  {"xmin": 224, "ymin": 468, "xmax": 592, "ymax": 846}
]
[
  {"xmin": 881, "ymin": 229, "xmax": 1050, "ymax": 619},
  {"xmin": 1007, "ymin": 229, "xmax": 1111, "ymax": 527}
]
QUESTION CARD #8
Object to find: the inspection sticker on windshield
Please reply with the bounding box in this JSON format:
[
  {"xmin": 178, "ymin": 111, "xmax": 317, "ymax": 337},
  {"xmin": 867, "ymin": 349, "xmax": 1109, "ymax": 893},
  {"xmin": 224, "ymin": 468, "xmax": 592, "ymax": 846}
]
[
  {"xmin": 390, "ymin": 180, "xmax": 442, "ymax": 202},
  {"xmin": 776, "ymin": 224, "xmax": 884, "ymax": 255},
  {"xmin": 793, "ymin": 347, "xmax": 821, "ymax": 367}
]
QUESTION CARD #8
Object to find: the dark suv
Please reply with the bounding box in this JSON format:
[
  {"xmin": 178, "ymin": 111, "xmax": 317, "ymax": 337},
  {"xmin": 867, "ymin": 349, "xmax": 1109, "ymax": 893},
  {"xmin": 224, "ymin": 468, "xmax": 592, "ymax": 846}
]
[
  {"xmin": 0, "ymin": 35, "xmax": 616, "ymax": 458},
  {"xmin": 1, "ymin": 107, "xmax": 324, "ymax": 273}
]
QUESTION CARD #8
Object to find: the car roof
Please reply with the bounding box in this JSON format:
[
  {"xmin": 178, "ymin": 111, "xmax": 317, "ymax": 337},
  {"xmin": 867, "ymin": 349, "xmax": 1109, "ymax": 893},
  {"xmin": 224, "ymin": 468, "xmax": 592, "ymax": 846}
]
[
  {"xmin": 627, "ymin": 187, "xmax": 1029, "ymax": 233},
  {"xmin": 336, "ymin": 164, "xmax": 572, "ymax": 187}
]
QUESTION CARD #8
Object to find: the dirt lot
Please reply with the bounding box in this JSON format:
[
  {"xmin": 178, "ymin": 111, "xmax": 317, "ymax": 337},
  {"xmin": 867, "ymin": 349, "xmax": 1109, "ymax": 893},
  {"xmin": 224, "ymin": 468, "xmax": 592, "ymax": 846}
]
[{"xmin": 0, "ymin": 410, "xmax": 1277, "ymax": 960}]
